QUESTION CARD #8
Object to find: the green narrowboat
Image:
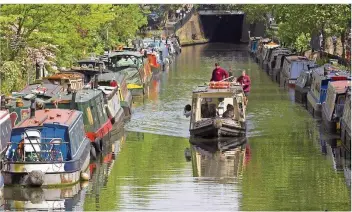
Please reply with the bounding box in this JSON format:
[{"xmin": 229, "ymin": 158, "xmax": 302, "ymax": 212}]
[
  {"xmin": 106, "ymin": 51, "xmax": 152, "ymax": 96},
  {"xmin": 340, "ymin": 88, "xmax": 351, "ymax": 151}
]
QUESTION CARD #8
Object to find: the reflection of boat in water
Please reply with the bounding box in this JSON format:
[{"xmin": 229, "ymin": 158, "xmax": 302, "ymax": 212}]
[
  {"xmin": 318, "ymin": 123, "xmax": 351, "ymax": 187},
  {"xmin": 2, "ymin": 182, "xmax": 88, "ymax": 211},
  {"xmin": 190, "ymin": 137, "xmax": 248, "ymax": 182}
]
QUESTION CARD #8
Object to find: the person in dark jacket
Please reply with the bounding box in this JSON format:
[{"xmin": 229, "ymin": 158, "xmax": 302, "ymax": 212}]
[
  {"xmin": 236, "ymin": 70, "xmax": 251, "ymax": 105},
  {"xmin": 210, "ymin": 63, "xmax": 229, "ymax": 81}
]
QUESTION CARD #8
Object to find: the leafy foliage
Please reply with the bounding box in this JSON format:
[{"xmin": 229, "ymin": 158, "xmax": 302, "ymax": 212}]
[{"xmin": 0, "ymin": 4, "xmax": 148, "ymax": 94}]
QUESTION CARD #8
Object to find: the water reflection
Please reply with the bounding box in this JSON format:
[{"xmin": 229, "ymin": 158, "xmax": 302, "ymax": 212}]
[
  {"xmin": 2, "ymin": 183, "xmax": 87, "ymax": 211},
  {"xmin": 190, "ymin": 137, "xmax": 249, "ymax": 183},
  {"xmin": 318, "ymin": 123, "xmax": 351, "ymax": 187}
]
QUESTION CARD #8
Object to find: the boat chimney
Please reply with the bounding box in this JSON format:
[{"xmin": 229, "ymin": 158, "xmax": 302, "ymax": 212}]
[
  {"xmin": 70, "ymin": 90, "xmax": 77, "ymax": 110},
  {"xmin": 0, "ymin": 95, "xmax": 5, "ymax": 110},
  {"xmin": 30, "ymin": 98, "xmax": 36, "ymax": 118},
  {"xmin": 67, "ymin": 83, "xmax": 72, "ymax": 94}
]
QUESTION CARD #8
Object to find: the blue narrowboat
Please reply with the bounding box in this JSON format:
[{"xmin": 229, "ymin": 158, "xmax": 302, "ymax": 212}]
[
  {"xmin": 2, "ymin": 106, "xmax": 91, "ymax": 187},
  {"xmin": 307, "ymin": 69, "xmax": 350, "ymax": 118}
]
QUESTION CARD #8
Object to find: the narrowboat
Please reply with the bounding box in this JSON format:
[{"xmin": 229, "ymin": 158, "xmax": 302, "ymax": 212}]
[
  {"xmin": 97, "ymin": 72, "xmax": 133, "ymax": 117},
  {"xmin": 271, "ymin": 52, "xmax": 293, "ymax": 83},
  {"xmin": 42, "ymin": 72, "xmax": 84, "ymax": 91},
  {"xmin": 2, "ymin": 107, "xmax": 91, "ymax": 187},
  {"xmin": 261, "ymin": 42, "xmax": 280, "ymax": 70},
  {"xmin": 97, "ymin": 85, "xmax": 125, "ymax": 126},
  {"xmin": 322, "ymin": 81, "xmax": 351, "ymax": 133},
  {"xmin": 5, "ymin": 83, "xmax": 64, "ymax": 126},
  {"xmin": 268, "ymin": 48, "xmax": 291, "ymax": 75},
  {"xmin": 69, "ymin": 58, "xmax": 109, "ymax": 85},
  {"xmin": 184, "ymin": 81, "xmax": 246, "ymax": 139},
  {"xmin": 107, "ymin": 51, "xmax": 152, "ymax": 96},
  {"xmin": 307, "ymin": 70, "xmax": 350, "ymax": 118},
  {"xmin": 45, "ymin": 89, "xmax": 113, "ymax": 154},
  {"xmin": 279, "ymin": 55, "xmax": 315, "ymax": 88},
  {"xmin": 294, "ymin": 65, "xmax": 322, "ymax": 107},
  {"xmin": 255, "ymin": 38, "xmax": 271, "ymax": 64},
  {"xmin": 340, "ymin": 89, "xmax": 351, "ymax": 151}
]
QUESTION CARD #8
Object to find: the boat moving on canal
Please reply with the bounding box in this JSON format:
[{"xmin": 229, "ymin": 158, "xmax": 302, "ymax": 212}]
[
  {"xmin": 2, "ymin": 106, "xmax": 91, "ymax": 187},
  {"xmin": 184, "ymin": 80, "xmax": 246, "ymax": 139}
]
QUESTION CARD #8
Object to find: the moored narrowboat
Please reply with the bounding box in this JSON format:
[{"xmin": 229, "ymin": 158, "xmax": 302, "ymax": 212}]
[
  {"xmin": 248, "ymin": 37, "xmax": 261, "ymax": 56},
  {"xmin": 340, "ymin": 89, "xmax": 351, "ymax": 151},
  {"xmin": 271, "ymin": 52, "xmax": 293, "ymax": 83},
  {"xmin": 268, "ymin": 48, "xmax": 291, "ymax": 75},
  {"xmin": 107, "ymin": 51, "xmax": 151, "ymax": 96},
  {"xmin": 97, "ymin": 85, "xmax": 125, "ymax": 126},
  {"xmin": 5, "ymin": 83, "xmax": 64, "ymax": 126},
  {"xmin": 184, "ymin": 81, "xmax": 246, "ymax": 139},
  {"xmin": 45, "ymin": 88, "xmax": 113, "ymax": 154},
  {"xmin": 261, "ymin": 42, "xmax": 280, "ymax": 70},
  {"xmin": 280, "ymin": 55, "xmax": 315, "ymax": 88},
  {"xmin": 294, "ymin": 65, "xmax": 322, "ymax": 107},
  {"xmin": 68, "ymin": 58, "xmax": 109, "ymax": 85},
  {"xmin": 255, "ymin": 38, "xmax": 271, "ymax": 63},
  {"xmin": 42, "ymin": 72, "xmax": 84, "ymax": 91},
  {"xmin": 322, "ymin": 81, "xmax": 351, "ymax": 133},
  {"xmin": 307, "ymin": 70, "xmax": 350, "ymax": 118},
  {"xmin": 2, "ymin": 107, "xmax": 91, "ymax": 187},
  {"xmin": 97, "ymin": 72, "xmax": 133, "ymax": 118}
]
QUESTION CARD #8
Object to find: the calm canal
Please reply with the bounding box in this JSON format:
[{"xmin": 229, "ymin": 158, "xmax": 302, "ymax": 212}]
[{"xmin": 3, "ymin": 43, "xmax": 351, "ymax": 211}]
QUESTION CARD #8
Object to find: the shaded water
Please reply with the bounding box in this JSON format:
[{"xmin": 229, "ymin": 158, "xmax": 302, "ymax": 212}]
[{"xmin": 3, "ymin": 43, "xmax": 351, "ymax": 211}]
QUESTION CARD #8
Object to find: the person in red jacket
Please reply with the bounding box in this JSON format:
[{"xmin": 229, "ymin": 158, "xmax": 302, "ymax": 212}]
[
  {"xmin": 210, "ymin": 63, "xmax": 229, "ymax": 81},
  {"xmin": 237, "ymin": 70, "xmax": 251, "ymax": 105}
]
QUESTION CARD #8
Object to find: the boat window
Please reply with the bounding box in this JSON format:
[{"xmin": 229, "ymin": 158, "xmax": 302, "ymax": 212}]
[{"xmin": 70, "ymin": 115, "xmax": 84, "ymax": 157}]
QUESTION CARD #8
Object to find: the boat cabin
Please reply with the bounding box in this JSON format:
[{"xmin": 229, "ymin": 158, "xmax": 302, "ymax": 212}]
[
  {"xmin": 97, "ymin": 85, "xmax": 124, "ymax": 124},
  {"xmin": 322, "ymin": 81, "xmax": 351, "ymax": 130},
  {"xmin": 261, "ymin": 42, "xmax": 280, "ymax": 68},
  {"xmin": 294, "ymin": 65, "xmax": 323, "ymax": 104},
  {"xmin": 185, "ymin": 82, "xmax": 246, "ymax": 138},
  {"xmin": 255, "ymin": 38, "xmax": 271, "ymax": 60},
  {"xmin": 43, "ymin": 72, "xmax": 84, "ymax": 91},
  {"xmin": 97, "ymin": 72, "xmax": 132, "ymax": 116},
  {"xmin": 5, "ymin": 83, "xmax": 64, "ymax": 126},
  {"xmin": 268, "ymin": 48, "xmax": 291, "ymax": 70},
  {"xmin": 2, "ymin": 108, "xmax": 91, "ymax": 186},
  {"xmin": 0, "ymin": 110, "xmax": 12, "ymax": 154},
  {"xmin": 45, "ymin": 88, "xmax": 112, "ymax": 143},
  {"xmin": 306, "ymin": 69, "xmax": 350, "ymax": 117},
  {"xmin": 69, "ymin": 58, "xmax": 109, "ymax": 84},
  {"xmin": 280, "ymin": 55, "xmax": 315, "ymax": 87},
  {"xmin": 340, "ymin": 89, "xmax": 351, "ymax": 150}
]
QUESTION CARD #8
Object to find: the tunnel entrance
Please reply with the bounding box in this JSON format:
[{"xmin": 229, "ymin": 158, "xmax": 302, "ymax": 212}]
[{"xmin": 200, "ymin": 14, "xmax": 244, "ymax": 43}]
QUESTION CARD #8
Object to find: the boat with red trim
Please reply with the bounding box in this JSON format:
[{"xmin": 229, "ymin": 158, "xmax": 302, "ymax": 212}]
[
  {"xmin": 184, "ymin": 81, "xmax": 246, "ymax": 139},
  {"xmin": 44, "ymin": 88, "xmax": 113, "ymax": 155},
  {"xmin": 1, "ymin": 105, "xmax": 91, "ymax": 187}
]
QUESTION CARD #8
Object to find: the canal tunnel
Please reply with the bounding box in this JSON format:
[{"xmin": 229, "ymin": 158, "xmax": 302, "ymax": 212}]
[{"xmin": 200, "ymin": 14, "xmax": 244, "ymax": 43}]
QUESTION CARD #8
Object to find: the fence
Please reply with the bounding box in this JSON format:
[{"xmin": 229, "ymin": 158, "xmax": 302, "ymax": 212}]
[{"xmin": 165, "ymin": 7, "xmax": 196, "ymax": 35}]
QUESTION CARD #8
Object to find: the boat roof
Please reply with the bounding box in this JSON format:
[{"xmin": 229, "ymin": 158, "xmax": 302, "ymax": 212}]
[
  {"xmin": 329, "ymin": 81, "xmax": 351, "ymax": 94},
  {"xmin": 285, "ymin": 55, "xmax": 310, "ymax": 62},
  {"xmin": 45, "ymin": 72, "xmax": 83, "ymax": 80},
  {"xmin": 109, "ymin": 51, "xmax": 143, "ymax": 58},
  {"xmin": 0, "ymin": 110, "xmax": 9, "ymax": 121},
  {"xmin": 97, "ymin": 72, "xmax": 127, "ymax": 83},
  {"xmin": 77, "ymin": 58, "xmax": 104, "ymax": 64},
  {"xmin": 19, "ymin": 83, "xmax": 64, "ymax": 98},
  {"xmin": 52, "ymin": 88, "xmax": 103, "ymax": 103},
  {"xmin": 15, "ymin": 109, "xmax": 81, "ymax": 128},
  {"xmin": 193, "ymin": 83, "xmax": 243, "ymax": 95}
]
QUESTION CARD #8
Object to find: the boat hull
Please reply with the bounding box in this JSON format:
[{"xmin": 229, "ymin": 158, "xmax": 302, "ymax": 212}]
[
  {"xmin": 307, "ymin": 91, "xmax": 322, "ymax": 118},
  {"xmin": 272, "ymin": 67, "xmax": 281, "ymax": 83},
  {"xmin": 2, "ymin": 141, "xmax": 90, "ymax": 187},
  {"xmin": 294, "ymin": 86, "xmax": 309, "ymax": 108},
  {"xmin": 190, "ymin": 119, "xmax": 246, "ymax": 138},
  {"xmin": 341, "ymin": 119, "xmax": 351, "ymax": 151}
]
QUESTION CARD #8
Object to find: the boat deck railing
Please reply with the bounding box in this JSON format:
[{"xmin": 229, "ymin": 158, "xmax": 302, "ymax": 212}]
[{"xmin": 5, "ymin": 138, "xmax": 70, "ymax": 163}]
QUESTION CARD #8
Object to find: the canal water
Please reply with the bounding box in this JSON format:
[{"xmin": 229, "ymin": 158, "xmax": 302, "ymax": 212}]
[{"xmin": 3, "ymin": 43, "xmax": 351, "ymax": 211}]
